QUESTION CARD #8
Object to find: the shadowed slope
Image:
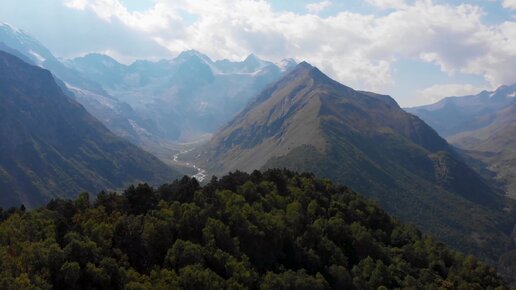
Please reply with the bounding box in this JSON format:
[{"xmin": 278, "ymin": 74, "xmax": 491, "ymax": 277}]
[{"xmin": 0, "ymin": 51, "xmax": 181, "ymax": 208}]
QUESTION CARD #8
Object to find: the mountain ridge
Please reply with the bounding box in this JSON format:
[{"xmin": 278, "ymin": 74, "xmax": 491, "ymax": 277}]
[{"xmin": 406, "ymin": 84, "xmax": 516, "ymax": 137}]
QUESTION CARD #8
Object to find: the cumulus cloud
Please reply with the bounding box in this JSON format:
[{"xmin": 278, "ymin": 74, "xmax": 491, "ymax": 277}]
[
  {"xmin": 64, "ymin": 0, "xmax": 87, "ymax": 10},
  {"xmin": 306, "ymin": 1, "xmax": 332, "ymax": 14},
  {"xmin": 502, "ymin": 0, "xmax": 516, "ymax": 10},
  {"xmin": 419, "ymin": 83, "xmax": 490, "ymax": 104},
  {"xmin": 367, "ymin": 0, "xmax": 406, "ymax": 9},
  {"xmin": 66, "ymin": 0, "xmax": 182, "ymax": 32},
  {"xmin": 60, "ymin": 0, "xmax": 516, "ymax": 95}
]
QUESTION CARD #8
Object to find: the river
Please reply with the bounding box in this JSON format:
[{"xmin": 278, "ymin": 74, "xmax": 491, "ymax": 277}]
[{"xmin": 172, "ymin": 150, "xmax": 207, "ymax": 182}]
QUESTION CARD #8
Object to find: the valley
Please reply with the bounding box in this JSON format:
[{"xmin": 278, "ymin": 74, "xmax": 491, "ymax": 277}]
[
  {"xmin": 408, "ymin": 85, "xmax": 516, "ymax": 199},
  {"xmin": 171, "ymin": 147, "xmax": 208, "ymax": 183}
]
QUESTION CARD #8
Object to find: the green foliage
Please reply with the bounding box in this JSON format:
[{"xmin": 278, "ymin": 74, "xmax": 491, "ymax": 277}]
[{"xmin": 0, "ymin": 170, "xmax": 510, "ymax": 289}]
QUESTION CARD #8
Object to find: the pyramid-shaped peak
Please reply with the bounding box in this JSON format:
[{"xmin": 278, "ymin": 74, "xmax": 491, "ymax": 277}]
[
  {"xmin": 243, "ymin": 54, "xmax": 267, "ymax": 68},
  {"xmin": 297, "ymin": 61, "xmax": 313, "ymax": 69},
  {"xmin": 290, "ymin": 61, "xmax": 331, "ymax": 81},
  {"xmin": 178, "ymin": 49, "xmax": 202, "ymax": 56},
  {"xmin": 272, "ymin": 61, "xmax": 355, "ymax": 96},
  {"xmin": 175, "ymin": 50, "xmax": 212, "ymax": 63},
  {"xmin": 75, "ymin": 53, "xmax": 125, "ymax": 69},
  {"xmin": 244, "ymin": 53, "xmax": 261, "ymax": 62},
  {"xmin": 84, "ymin": 52, "xmax": 115, "ymax": 59},
  {"xmin": 286, "ymin": 61, "xmax": 315, "ymax": 76},
  {"xmin": 82, "ymin": 53, "xmax": 119, "ymax": 63}
]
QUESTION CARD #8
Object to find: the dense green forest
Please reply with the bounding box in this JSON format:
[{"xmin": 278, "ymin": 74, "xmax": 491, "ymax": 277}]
[{"xmin": 0, "ymin": 170, "xmax": 510, "ymax": 289}]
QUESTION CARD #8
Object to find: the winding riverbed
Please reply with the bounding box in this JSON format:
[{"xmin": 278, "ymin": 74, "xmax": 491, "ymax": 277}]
[{"xmin": 172, "ymin": 150, "xmax": 207, "ymax": 182}]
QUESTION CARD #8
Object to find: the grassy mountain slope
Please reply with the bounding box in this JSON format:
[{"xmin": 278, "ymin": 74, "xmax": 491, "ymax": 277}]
[{"xmin": 0, "ymin": 51, "xmax": 181, "ymax": 208}]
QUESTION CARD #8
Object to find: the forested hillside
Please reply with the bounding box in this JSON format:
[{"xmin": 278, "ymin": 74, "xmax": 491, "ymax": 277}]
[{"xmin": 0, "ymin": 170, "xmax": 510, "ymax": 289}]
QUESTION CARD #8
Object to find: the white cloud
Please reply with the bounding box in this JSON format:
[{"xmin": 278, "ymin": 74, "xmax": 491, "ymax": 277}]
[
  {"xmin": 306, "ymin": 1, "xmax": 332, "ymax": 14},
  {"xmin": 367, "ymin": 0, "xmax": 406, "ymax": 9},
  {"xmin": 502, "ymin": 0, "xmax": 516, "ymax": 10},
  {"xmin": 419, "ymin": 83, "xmax": 490, "ymax": 103},
  {"xmin": 64, "ymin": 0, "xmax": 87, "ymax": 10},
  {"xmin": 67, "ymin": 0, "xmax": 182, "ymax": 32},
  {"xmin": 61, "ymin": 0, "xmax": 516, "ymax": 95}
]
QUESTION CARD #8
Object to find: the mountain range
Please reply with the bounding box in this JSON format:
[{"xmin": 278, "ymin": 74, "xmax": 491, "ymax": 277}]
[
  {"xmin": 0, "ymin": 50, "xmax": 181, "ymax": 208},
  {"xmin": 0, "ymin": 22, "xmax": 299, "ymax": 175},
  {"xmin": 66, "ymin": 51, "xmax": 296, "ymax": 142},
  {"xmin": 196, "ymin": 62, "xmax": 516, "ymax": 266},
  {"xmin": 0, "ymin": 22, "xmax": 294, "ymax": 157},
  {"xmin": 407, "ymin": 85, "xmax": 516, "ymax": 198}
]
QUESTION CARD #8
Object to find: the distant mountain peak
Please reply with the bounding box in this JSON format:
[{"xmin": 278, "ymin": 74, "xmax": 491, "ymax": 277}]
[
  {"xmin": 244, "ymin": 53, "xmax": 260, "ymax": 62},
  {"xmin": 83, "ymin": 53, "xmax": 116, "ymax": 60},
  {"xmin": 286, "ymin": 61, "xmax": 341, "ymax": 89},
  {"xmin": 179, "ymin": 49, "xmax": 202, "ymax": 55},
  {"xmin": 297, "ymin": 61, "xmax": 313, "ymax": 69},
  {"xmin": 176, "ymin": 49, "xmax": 212, "ymax": 62},
  {"xmin": 286, "ymin": 61, "xmax": 315, "ymax": 77},
  {"xmin": 486, "ymin": 84, "xmax": 516, "ymax": 101},
  {"xmin": 77, "ymin": 53, "xmax": 123, "ymax": 67},
  {"xmin": 240, "ymin": 53, "xmax": 271, "ymax": 73}
]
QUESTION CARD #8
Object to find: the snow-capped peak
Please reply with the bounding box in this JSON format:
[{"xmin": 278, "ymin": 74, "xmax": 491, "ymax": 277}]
[
  {"xmin": 176, "ymin": 50, "xmax": 212, "ymax": 63},
  {"xmin": 174, "ymin": 50, "xmax": 222, "ymax": 74}
]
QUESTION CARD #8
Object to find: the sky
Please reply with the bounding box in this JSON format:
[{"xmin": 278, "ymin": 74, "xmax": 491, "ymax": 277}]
[{"xmin": 0, "ymin": 0, "xmax": 514, "ymax": 107}]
